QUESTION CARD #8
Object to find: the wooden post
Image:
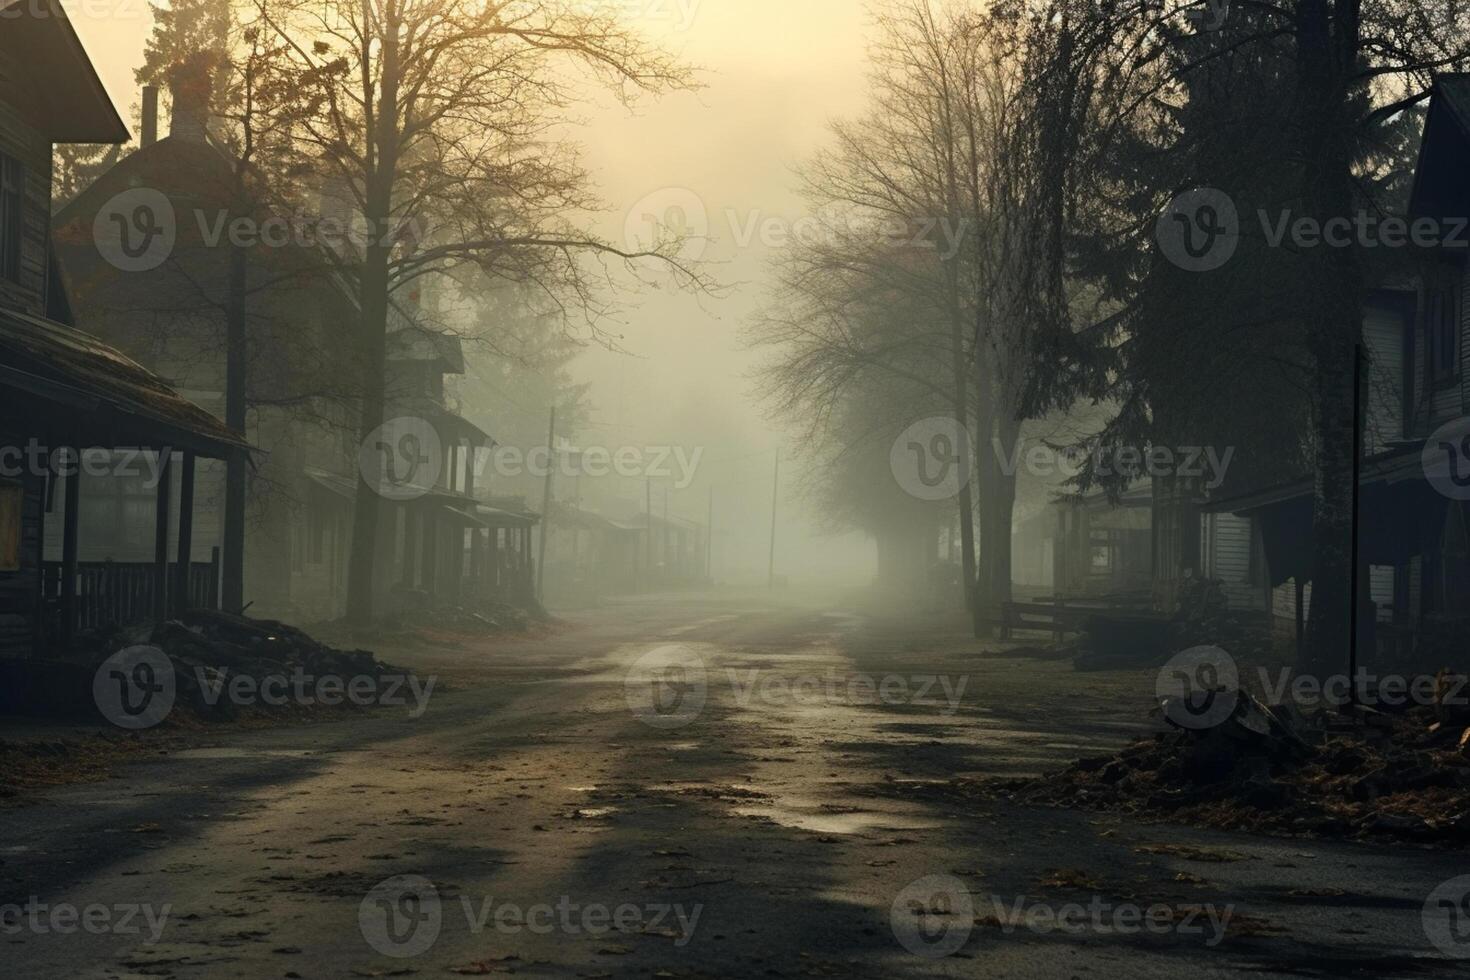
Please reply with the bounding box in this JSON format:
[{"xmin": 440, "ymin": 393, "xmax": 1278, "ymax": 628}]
[
  {"xmin": 421, "ymin": 507, "xmax": 438, "ymax": 593},
  {"xmin": 174, "ymin": 452, "xmax": 196, "ymax": 614},
  {"xmin": 464, "ymin": 439, "xmax": 475, "ymax": 499},
  {"xmin": 490, "ymin": 528, "xmax": 501, "ymax": 595},
  {"xmin": 469, "ymin": 523, "xmax": 481, "ymax": 593},
  {"xmin": 152, "ymin": 451, "xmax": 172, "ymax": 622},
  {"xmin": 60, "ymin": 448, "xmax": 80, "ymax": 649}
]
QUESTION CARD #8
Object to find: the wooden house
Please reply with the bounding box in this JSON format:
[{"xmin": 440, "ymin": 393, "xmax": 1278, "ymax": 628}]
[
  {"xmin": 0, "ymin": 0, "xmax": 246, "ymax": 657},
  {"xmin": 1200, "ymin": 74, "xmax": 1470, "ymax": 659},
  {"xmin": 51, "ymin": 76, "xmax": 496, "ymax": 623}
]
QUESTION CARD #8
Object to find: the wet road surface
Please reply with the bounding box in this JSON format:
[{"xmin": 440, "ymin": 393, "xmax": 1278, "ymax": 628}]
[{"xmin": 2, "ymin": 591, "xmax": 1464, "ymax": 978}]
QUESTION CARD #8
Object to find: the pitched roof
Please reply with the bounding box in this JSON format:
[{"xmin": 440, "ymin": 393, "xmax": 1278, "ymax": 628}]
[
  {"xmin": 0, "ymin": 0, "xmax": 128, "ymax": 143},
  {"xmin": 1409, "ymin": 74, "xmax": 1470, "ymax": 224},
  {"xmin": 0, "ymin": 305, "xmax": 247, "ymax": 457}
]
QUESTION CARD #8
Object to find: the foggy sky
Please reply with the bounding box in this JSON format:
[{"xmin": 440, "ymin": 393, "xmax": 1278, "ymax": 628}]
[{"xmin": 72, "ymin": 0, "xmax": 880, "ymax": 585}]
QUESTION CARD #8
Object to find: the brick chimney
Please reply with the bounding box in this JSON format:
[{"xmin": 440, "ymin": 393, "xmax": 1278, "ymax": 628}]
[{"xmin": 168, "ymin": 58, "xmax": 212, "ymax": 142}]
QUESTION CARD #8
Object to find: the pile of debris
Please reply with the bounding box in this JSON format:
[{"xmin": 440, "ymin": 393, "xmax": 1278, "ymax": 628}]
[
  {"xmin": 984, "ymin": 686, "xmax": 1470, "ymax": 845},
  {"xmin": 80, "ymin": 609, "xmax": 403, "ymax": 722}
]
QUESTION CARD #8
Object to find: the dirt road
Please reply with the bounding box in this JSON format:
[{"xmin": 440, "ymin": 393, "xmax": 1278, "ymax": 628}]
[{"xmin": 2, "ymin": 591, "xmax": 1464, "ymax": 978}]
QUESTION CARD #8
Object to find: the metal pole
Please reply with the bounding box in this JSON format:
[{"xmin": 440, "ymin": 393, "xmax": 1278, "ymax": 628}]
[
  {"xmin": 645, "ymin": 478, "xmax": 652, "ymax": 592},
  {"xmin": 536, "ymin": 406, "xmax": 555, "ymax": 602},
  {"xmin": 768, "ymin": 448, "xmax": 779, "ymax": 589},
  {"xmin": 1348, "ymin": 342, "xmax": 1363, "ymax": 710},
  {"xmin": 706, "ymin": 486, "xmax": 714, "ymax": 580}
]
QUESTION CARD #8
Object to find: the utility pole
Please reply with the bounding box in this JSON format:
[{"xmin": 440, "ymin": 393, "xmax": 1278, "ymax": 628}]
[
  {"xmin": 1348, "ymin": 343, "xmax": 1363, "ymax": 712},
  {"xmin": 768, "ymin": 448, "xmax": 780, "ymax": 589},
  {"xmin": 535, "ymin": 406, "xmax": 555, "ymax": 602}
]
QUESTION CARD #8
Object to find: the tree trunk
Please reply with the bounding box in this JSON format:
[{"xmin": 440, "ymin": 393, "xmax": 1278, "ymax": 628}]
[
  {"xmin": 222, "ymin": 239, "xmax": 247, "ymax": 613},
  {"xmin": 988, "ymin": 414, "xmax": 1021, "ymax": 608},
  {"xmin": 344, "ymin": 226, "xmax": 392, "ymax": 624},
  {"xmin": 344, "ymin": 16, "xmax": 403, "ymax": 625},
  {"xmin": 944, "ymin": 265, "xmax": 979, "ymax": 633},
  {"xmin": 1297, "ymin": 0, "xmax": 1362, "ymax": 671}
]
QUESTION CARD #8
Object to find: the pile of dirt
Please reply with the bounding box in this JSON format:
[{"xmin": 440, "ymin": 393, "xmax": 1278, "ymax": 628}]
[
  {"xmin": 978, "ymin": 689, "xmax": 1470, "ymax": 845},
  {"xmin": 159, "ymin": 609, "xmax": 385, "ymax": 677},
  {"xmin": 81, "ymin": 609, "xmax": 405, "ymax": 721}
]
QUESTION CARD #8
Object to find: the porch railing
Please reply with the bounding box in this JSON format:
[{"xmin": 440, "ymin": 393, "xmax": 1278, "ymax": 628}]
[{"xmin": 40, "ymin": 549, "xmax": 221, "ymax": 633}]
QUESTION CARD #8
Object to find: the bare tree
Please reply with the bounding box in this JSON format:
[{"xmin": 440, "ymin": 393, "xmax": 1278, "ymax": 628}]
[
  {"xmin": 254, "ymin": 0, "xmax": 703, "ymax": 622},
  {"xmin": 754, "ymin": 0, "xmax": 1066, "ymax": 629}
]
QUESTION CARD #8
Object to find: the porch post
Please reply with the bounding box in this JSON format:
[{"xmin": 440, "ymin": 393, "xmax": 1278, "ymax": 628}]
[
  {"xmin": 60, "ymin": 448, "xmax": 80, "ymax": 648},
  {"xmin": 174, "ymin": 452, "xmax": 196, "ymax": 614},
  {"xmin": 153, "ymin": 451, "xmax": 172, "ymax": 623}
]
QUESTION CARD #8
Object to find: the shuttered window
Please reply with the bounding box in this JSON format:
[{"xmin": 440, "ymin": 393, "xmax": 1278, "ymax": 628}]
[{"xmin": 0, "ymin": 152, "xmax": 22, "ymax": 282}]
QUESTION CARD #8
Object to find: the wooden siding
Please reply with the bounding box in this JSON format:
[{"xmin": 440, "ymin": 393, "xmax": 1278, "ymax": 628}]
[
  {"xmin": 0, "ymin": 62, "xmax": 52, "ymax": 317},
  {"xmin": 1415, "ymin": 265, "xmax": 1469, "ymax": 430},
  {"xmin": 1201, "ymin": 512, "xmax": 1267, "ymax": 611},
  {"xmin": 1363, "ymin": 305, "xmax": 1406, "ymax": 451}
]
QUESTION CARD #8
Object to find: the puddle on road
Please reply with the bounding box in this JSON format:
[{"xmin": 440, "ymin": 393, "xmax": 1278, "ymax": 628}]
[
  {"xmin": 732, "ymin": 798, "xmax": 941, "ymax": 835},
  {"xmin": 572, "ymin": 807, "xmax": 618, "ymax": 819},
  {"xmin": 171, "ymin": 758, "xmax": 321, "ymax": 764}
]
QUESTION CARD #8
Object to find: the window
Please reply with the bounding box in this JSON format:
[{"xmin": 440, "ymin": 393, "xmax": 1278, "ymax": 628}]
[
  {"xmin": 79, "ymin": 472, "xmax": 155, "ymax": 557},
  {"xmin": 1427, "ymin": 278, "xmax": 1461, "ymax": 386},
  {"xmin": 0, "ymin": 482, "xmax": 22, "ymax": 572},
  {"xmin": 0, "ymin": 153, "xmax": 22, "ymax": 282}
]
